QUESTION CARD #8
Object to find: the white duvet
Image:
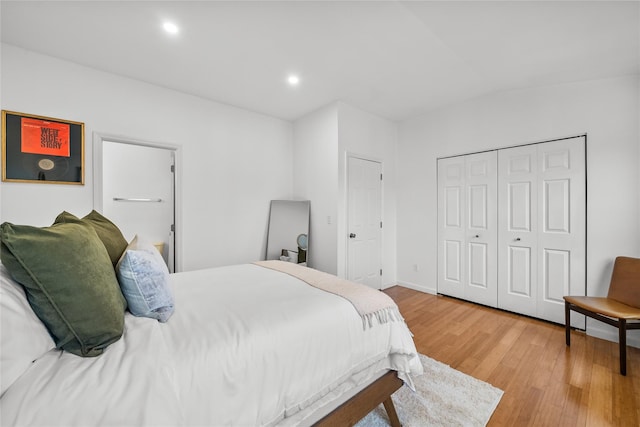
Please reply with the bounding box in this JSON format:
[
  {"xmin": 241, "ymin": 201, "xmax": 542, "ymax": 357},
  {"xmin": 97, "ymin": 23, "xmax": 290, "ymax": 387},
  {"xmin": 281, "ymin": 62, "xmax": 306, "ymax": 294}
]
[{"xmin": 1, "ymin": 264, "xmax": 422, "ymax": 426}]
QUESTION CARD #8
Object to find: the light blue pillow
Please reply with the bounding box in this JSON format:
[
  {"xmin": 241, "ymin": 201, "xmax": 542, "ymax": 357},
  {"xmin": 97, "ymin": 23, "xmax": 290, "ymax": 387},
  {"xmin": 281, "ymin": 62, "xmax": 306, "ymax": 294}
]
[{"xmin": 116, "ymin": 235, "xmax": 174, "ymax": 323}]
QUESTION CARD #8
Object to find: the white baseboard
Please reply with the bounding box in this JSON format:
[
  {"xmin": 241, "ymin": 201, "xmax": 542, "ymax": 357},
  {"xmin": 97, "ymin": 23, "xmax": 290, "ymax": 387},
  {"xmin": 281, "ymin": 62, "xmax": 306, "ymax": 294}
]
[
  {"xmin": 381, "ymin": 282, "xmax": 397, "ymax": 290},
  {"xmin": 586, "ymin": 324, "xmax": 640, "ymax": 349},
  {"xmin": 396, "ymin": 281, "xmax": 437, "ymax": 295}
]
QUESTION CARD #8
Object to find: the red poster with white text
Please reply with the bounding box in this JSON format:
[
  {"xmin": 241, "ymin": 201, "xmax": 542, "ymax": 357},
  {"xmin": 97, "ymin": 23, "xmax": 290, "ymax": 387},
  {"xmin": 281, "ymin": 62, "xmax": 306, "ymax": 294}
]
[{"xmin": 21, "ymin": 117, "xmax": 71, "ymax": 157}]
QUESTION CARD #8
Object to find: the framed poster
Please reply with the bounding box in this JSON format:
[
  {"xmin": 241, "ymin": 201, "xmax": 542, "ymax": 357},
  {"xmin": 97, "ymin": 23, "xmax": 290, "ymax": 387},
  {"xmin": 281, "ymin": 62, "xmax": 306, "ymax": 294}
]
[{"xmin": 1, "ymin": 110, "xmax": 84, "ymax": 184}]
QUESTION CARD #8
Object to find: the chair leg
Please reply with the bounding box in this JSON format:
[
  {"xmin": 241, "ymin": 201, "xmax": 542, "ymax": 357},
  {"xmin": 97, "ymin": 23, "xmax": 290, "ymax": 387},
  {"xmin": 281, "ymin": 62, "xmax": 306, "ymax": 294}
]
[
  {"xmin": 565, "ymin": 301, "xmax": 571, "ymax": 346},
  {"xmin": 619, "ymin": 319, "xmax": 627, "ymax": 376}
]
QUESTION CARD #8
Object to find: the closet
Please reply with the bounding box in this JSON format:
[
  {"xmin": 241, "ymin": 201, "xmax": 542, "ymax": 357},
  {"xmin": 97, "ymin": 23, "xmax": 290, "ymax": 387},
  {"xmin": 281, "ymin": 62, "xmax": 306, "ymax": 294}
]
[{"xmin": 437, "ymin": 136, "xmax": 586, "ymax": 327}]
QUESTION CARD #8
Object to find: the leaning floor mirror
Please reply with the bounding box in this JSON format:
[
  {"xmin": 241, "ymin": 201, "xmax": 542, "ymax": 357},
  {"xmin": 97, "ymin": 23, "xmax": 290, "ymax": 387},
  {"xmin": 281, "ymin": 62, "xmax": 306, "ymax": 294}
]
[{"xmin": 266, "ymin": 200, "xmax": 310, "ymax": 266}]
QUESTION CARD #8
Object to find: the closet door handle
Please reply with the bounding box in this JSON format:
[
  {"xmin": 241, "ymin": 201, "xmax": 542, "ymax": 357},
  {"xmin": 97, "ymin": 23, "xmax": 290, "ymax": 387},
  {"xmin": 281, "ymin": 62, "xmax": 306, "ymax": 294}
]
[
  {"xmin": 515, "ymin": 237, "xmax": 521, "ymax": 241},
  {"xmin": 349, "ymin": 233, "xmax": 357, "ymax": 239},
  {"xmin": 113, "ymin": 197, "xmax": 163, "ymax": 203}
]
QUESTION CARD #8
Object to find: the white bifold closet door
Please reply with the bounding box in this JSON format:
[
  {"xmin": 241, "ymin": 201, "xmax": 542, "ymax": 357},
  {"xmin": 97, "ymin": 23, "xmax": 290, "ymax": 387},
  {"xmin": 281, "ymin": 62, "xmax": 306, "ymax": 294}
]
[
  {"xmin": 498, "ymin": 137, "xmax": 586, "ymax": 326},
  {"xmin": 437, "ymin": 151, "xmax": 498, "ymax": 307},
  {"xmin": 437, "ymin": 136, "xmax": 585, "ymax": 327}
]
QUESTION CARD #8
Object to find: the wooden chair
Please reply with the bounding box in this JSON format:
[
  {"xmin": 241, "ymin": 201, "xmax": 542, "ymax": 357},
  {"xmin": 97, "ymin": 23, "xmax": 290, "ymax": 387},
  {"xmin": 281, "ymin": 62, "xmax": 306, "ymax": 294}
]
[{"xmin": 564, "ymin": 256, "xmax": 640, "ymax": 375}]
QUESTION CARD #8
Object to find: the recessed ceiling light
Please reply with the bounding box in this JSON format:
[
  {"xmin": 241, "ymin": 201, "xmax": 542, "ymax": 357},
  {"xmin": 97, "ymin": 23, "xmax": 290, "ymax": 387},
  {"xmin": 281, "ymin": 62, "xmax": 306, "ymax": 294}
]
[
  {"xmin": 163, "ymin": 22, "xmax": 179, "ymax": 35},
  {"xmin": 287, "ymin": 75, "xmax": 300, "ymax": 86}
]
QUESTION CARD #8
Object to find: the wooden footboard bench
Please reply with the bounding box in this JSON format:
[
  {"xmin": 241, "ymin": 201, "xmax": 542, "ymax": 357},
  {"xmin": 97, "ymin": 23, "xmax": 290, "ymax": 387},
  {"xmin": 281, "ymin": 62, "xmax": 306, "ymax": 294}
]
[{"xmin": 314, "ymin": 370, "xmax": 403, "ymax": 427}]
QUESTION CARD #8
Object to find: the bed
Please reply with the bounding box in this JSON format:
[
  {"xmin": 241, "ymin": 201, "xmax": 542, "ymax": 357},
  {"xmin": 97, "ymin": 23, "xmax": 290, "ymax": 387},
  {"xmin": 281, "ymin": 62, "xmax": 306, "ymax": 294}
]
[{"xmin": 0, "ymin": 219, "xmax": 423, "ymax": 427}]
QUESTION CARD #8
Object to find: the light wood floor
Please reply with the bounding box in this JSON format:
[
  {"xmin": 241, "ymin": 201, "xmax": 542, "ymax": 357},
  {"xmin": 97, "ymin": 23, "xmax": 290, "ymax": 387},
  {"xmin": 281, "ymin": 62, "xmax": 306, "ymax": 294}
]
[{"xmin": 384, "ymin": 286, "xmax": 640, "ymax": 427}]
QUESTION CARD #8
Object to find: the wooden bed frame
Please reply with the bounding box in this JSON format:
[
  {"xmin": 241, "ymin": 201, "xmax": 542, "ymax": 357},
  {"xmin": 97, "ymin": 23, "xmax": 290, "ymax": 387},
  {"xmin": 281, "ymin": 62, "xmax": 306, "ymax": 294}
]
[{"xmin": 314, "ymin": 370, "xmax": 403, "ymax": 427}]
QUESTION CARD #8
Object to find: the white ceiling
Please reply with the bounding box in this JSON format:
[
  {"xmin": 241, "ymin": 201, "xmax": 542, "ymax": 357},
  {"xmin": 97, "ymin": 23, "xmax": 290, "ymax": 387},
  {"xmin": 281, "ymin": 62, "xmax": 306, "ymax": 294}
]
[{"xmin": 1, "ymin": 1, "xmax": 639, "ymax": 122}]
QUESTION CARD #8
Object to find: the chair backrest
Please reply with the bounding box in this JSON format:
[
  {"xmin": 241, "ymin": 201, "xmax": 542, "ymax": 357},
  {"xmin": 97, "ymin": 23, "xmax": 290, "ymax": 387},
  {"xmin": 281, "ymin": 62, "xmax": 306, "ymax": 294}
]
[{"xmin": 607, "ymin": 256, "xmax": 640, "ymax": 309}]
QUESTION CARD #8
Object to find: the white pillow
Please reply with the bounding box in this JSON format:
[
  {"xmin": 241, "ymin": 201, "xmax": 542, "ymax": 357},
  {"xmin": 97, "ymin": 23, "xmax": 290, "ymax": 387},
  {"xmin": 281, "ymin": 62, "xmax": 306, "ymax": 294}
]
[
  {"xmin": 116, "ymin": 236, "xmax": 174, "ymax": 323},
  {"xmin": 1, "ymin": 262, "xmax": 55, "ymax": 395}
]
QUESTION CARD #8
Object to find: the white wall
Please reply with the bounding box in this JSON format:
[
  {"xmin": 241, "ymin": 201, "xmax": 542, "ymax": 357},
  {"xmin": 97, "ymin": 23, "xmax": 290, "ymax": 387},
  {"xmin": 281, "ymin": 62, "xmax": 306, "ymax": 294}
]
[
  {"xmin": 292, "ymin": 103, "xmax": 339, "ymax": 274},
  {"xmin": 397, "ymin": 75, "xmax": 640, "ymax": 345},
  {"xmin": 336, "ymin": 102, "xmax": 398, "ymax": 288},
  {"xmin": 0, "ymin": 44, "xmax": 294, "ymax": 272},
  {"xmin": 293, "ymin": 102, "xmax": 399, "ymax": 286}
]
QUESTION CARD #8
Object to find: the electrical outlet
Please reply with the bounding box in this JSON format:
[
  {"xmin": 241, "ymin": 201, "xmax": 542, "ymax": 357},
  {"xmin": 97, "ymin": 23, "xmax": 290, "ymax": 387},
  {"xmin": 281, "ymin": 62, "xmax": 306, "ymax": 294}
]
[
  {"xmin": 413, "ymin": 264, "xmax": 419, "ymax": 272},
  {"xmin": 327, "ymin": 215, "xmax": 332, "ymax": 224}
]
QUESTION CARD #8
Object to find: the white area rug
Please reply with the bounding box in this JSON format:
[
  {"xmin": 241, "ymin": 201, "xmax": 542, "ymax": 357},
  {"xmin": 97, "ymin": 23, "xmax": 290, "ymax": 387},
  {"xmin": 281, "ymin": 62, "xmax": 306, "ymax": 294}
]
[{"xmin": 356, "ymin": 354, "xmax": 503, "ymax": 427}]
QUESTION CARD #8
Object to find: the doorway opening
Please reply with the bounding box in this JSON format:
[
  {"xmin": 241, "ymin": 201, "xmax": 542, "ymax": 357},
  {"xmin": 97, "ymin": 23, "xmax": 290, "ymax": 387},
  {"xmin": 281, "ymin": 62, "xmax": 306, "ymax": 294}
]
[{"xmin": 93, "ymin": 133, "xmax": 180, "ymax": 272}]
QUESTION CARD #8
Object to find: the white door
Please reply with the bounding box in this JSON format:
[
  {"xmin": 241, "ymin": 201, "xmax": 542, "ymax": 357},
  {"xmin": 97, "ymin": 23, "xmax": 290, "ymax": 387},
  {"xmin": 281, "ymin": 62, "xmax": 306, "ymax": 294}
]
[
  {"xmin": 536, "ymin": 138, "xmax": 586, "ymax": 326},
  {"xmin": 347, "ymin": 156, "xmax": 382, "ymax": 289},
  {"xmin": 438, "ymin": 156, "xmax": 466, "ymax": 299},
  {"xmin": 102, "ymin": 141, "xmax": 176, "ymax": 272},
  {"xmin": 497, "ymin": 145, "xmax": 538, "ymax": 317},
  {"xmin": 465, "ymin": 152, "xmax": 498, "ymax": 307},
  {"xmin": 498, "ymin": 137, "xmax": 586, "ymax": 326},
  {"xmin": 438, "ymin": 151, "xmax": 498, "ymax": 307}
]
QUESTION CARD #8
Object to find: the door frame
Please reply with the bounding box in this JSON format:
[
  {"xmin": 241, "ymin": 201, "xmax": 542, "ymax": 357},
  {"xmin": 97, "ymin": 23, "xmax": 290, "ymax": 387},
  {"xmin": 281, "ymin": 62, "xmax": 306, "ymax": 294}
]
[
  {"xmin": 344, "ymin": 152, "xmax": 384, "ymax": 288},
  {"xmin": 92, "ymin": 132, "xmax": 182, "ymax": 272}
]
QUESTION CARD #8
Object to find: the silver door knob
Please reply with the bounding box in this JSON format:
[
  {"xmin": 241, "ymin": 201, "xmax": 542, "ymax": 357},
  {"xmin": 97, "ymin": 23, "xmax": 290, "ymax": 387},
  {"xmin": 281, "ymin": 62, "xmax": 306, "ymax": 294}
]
[{"xmin": 349, "ymin": 233, "xmax": 356, "ymax": 238}]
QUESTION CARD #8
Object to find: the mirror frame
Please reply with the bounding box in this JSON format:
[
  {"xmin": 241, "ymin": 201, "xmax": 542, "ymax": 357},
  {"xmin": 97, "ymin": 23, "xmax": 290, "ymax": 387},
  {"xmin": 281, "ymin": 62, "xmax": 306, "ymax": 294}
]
[{"xmin": 266, "ymin": 200, "xmax": 310, "ymax": 265}]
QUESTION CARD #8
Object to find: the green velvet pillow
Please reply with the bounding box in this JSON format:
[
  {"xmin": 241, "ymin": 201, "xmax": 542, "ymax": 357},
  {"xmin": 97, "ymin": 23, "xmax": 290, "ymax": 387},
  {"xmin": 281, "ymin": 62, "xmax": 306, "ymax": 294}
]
[
  {"xmin": 0, "ymin": 220, "xmax": 127, "ymax": 357},
  {"xmin": 55, "ymin": 210, "xmax": 128, "ymax": 267}
]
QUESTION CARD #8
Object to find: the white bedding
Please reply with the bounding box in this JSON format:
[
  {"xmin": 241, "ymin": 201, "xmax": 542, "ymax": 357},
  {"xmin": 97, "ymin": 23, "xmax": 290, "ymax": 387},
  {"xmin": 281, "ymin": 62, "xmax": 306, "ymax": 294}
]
[{"xmin": 1, "ymin": 263, "xmax": 422, "ymax": 426}]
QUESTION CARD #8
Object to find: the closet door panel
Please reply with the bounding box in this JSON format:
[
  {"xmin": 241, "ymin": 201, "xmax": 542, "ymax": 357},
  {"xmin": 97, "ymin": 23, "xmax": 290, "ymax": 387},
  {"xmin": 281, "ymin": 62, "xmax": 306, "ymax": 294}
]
[
  {"xmin": 445, "ymin": 187, "xmax": 462, "ymax": 227},
  {"xmin": 438, "ymin": 157, "xmax": 466, "ymax": 299},
  {"xmin": 465, "ymin": 151, "xmax": 497, "ymax": 307},
  {"xmin": 536, "ymin": 138, "xmax": 586, "ymax": 326},
  {"xmin": 444, "ymin": 240, "xmax": 462, "ymax": 283},
  {"xmin": 468, "ymin": 185, "xmax": 488, "ymax": 228},
  {"xmin": 543, "ymin": 179, "xmax": 570, "ymax": 233},
  {"xmin": 438, "ymin": 152, "xmax": 497, "ymax": 306},
  {"xmin": 542, "ymin": 249, "xmax": 570, "ymax": 303},
  {"xmin": 508, "ymin": 182, "xmax": 532, "ymax": 231},
  {"xmin": 508, "ymin": 246, "xmax": 533, "ymax": 296},
  {"xmin": 498, "ymin": 145, "xmax": 538, "ymax": 316},
  {"xmin": 469, "ymin": 242, "xmax": 488, "ymax": 287}
]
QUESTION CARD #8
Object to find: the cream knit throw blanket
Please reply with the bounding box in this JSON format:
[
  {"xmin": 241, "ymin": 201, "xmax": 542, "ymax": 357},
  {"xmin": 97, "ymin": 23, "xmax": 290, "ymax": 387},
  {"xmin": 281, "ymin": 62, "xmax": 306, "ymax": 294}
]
[{"xmin": 254, "ymin": 260, "xmax": 403, "ymax": 329}]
